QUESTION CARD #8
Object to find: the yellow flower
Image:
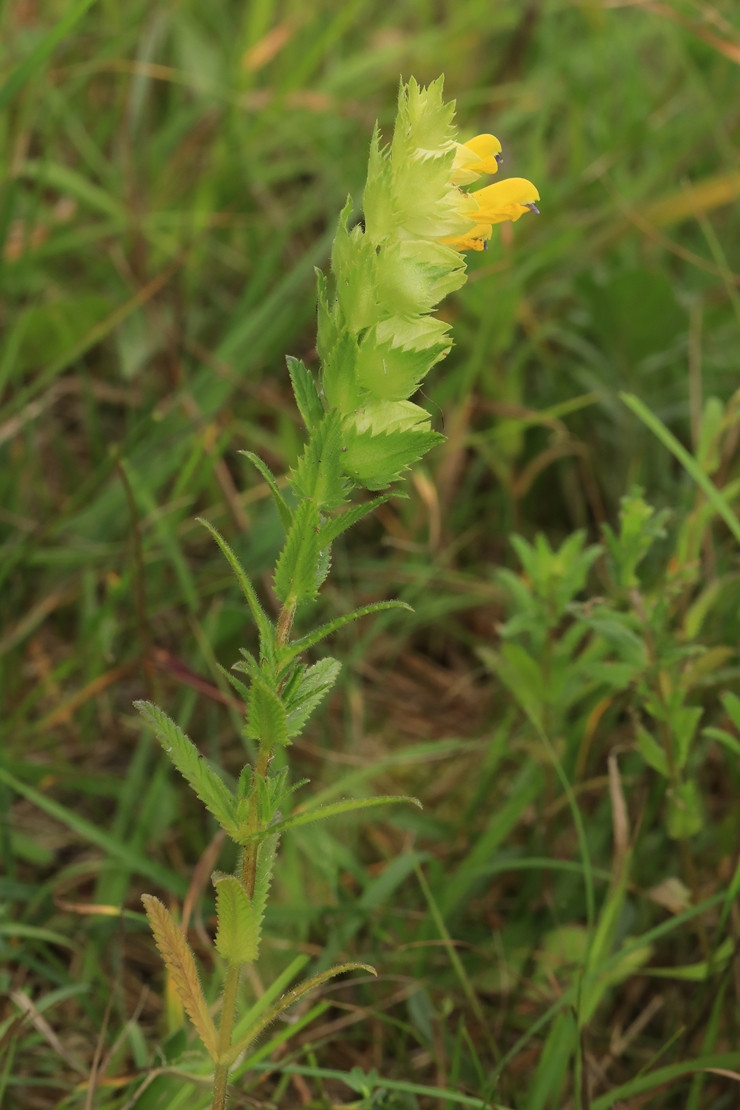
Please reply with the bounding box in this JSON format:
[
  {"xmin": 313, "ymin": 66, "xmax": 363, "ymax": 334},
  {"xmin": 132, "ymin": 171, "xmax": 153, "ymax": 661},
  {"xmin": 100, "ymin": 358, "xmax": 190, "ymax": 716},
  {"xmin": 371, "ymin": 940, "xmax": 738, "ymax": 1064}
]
[
  {"xmin": 451, "ymin": 134, "xmax": 503, "ymax": 185},
  {"xmin": 444, "ymin": 176, "xmax": 540, "ymax": 251}
]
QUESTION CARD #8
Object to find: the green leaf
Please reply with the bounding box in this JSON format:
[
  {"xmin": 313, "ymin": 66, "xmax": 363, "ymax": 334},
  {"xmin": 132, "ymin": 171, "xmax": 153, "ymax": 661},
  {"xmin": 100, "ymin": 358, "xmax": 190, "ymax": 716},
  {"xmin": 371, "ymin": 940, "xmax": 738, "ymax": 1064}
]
[
  {"xmin": 635, "ymin": 724, "xmax": 669, "ymax": 778},
  {"xmin": 319, "ymin": 492, "xmax": 398, "ymax": 548},
  {"xmin": 250, "ymin": 766, "xmax": 307, "ymax": 831},
  {"xmin": 480, "ymin": 643, "xmax": 545, "ymax": 732},
  {"xmin": 283, "ymin": 657, "xmax": 342, "ymax": 739},
  {"xmin": 213, "ymin": 875, "xmax": 259, "ymax": 965},
  {"xmin": 273, "ymin": 498, "xmax": 321, "ymax": 605},
  {"xmin": 240, "ymin": 451, "xmax": 292, "ymax": 532},
  {"xmin": 321, "ymin": 332, "xmax": 362, "ymax": 415},
  {"xmin": 287, "ymin": 355, "xmax": 324, "ymax": 433},
  {"xmin": 673, "ymin": 705, "xmax": 703, "ymax": 770},
  {"xmin": 667, "ymin": 780, "xmax": 703, "ymax": 840},
  {"xmin": 135, "ymin": 701, "xmax": 239, "ymax": 838},
  {"xmin": 315, "ymin": 268, "xmax": 339, "ymax": 363},
  {"xmin": 212, "ymin": 838, "xmax": 279, "ymax": 966},
  {"xmin": 284, "ymin": 599, "xmax": 412, "ymax": 663},
  {"xmin": 218, "ymin": 663, "xmax": 250, "ymax": 705},
  {"xmin": 621, "ymin": 392, "xmax": 740, "ymax": 549},
  {"xmin": 720, "ymin": 690, "xmax": 740, "ymax": 731},
  {"xmin": 356, "ymin": 318, "xmax": 449, "ymax": 402},
  {"xmin": 362, "ymin": 125, "xmax": 394, "ymax": 246},
  {"xmin": 644, "ymin": 936, "xmax": 734, "ymax": 980},
  {"xmin": 241, "ymin": 794, "xmax": 422, "ymax": 841},
  {"xmin": 198, "ymin": 518, "xmax": 275, "ymax": 662},
  {"xmin": 374, "ymin": 239, "xmax": 467, "ymax": 319},
  {"xmin": 343, "ymin": 420, "xmax": 444, "ymax": 490},
  {"xmin": 703, "ymin": 726, "xmax": 740, "ymax": 759},
  {"xmin": 695, "ymin": 396, "xmax": 724, "ymax": 475},
  {"xmin": 222, "ymin": 962, "xmax": 377, "ymax": 1066},
  {"xmin": 290, "ymin": 410, "xmax": 347, "ymax": 512},
  {"xmin": 331, "ymin": 201, "xmax": 378, "ymax": 335},
  {"xmin": 251, "ymin": 832, "xmax": 279, "ymax": 947},
  {"xmin": 246, "ymin": 676, "xmax": 289, "ymax": 748}
]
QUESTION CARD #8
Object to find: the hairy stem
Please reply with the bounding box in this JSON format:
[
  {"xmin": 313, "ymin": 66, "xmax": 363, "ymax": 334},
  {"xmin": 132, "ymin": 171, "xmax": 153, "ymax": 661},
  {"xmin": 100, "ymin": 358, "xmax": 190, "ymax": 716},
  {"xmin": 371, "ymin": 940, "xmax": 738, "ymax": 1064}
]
[
  {"xmin": 210, "ymin": 599, "xmax": 296, "ymax": 1109},
  {"xmin": 211, "ymin": 961, "xmax": 241, "ymax": 1110}
]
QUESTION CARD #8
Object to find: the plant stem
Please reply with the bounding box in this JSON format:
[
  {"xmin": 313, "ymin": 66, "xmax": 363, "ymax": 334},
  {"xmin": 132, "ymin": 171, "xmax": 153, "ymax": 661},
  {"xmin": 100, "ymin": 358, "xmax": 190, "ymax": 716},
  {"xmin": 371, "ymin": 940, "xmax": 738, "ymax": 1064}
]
[
  {"xmin": 210, "ymin": 598, "xmax": 296, "ymax": 1109},
  {"xmin": 211, "ymin": 961, "xmax": 241, "ymax": 1110},
  {"xmin": 276, "ymin": 596, "xmax": 297, "ymax": 648}
]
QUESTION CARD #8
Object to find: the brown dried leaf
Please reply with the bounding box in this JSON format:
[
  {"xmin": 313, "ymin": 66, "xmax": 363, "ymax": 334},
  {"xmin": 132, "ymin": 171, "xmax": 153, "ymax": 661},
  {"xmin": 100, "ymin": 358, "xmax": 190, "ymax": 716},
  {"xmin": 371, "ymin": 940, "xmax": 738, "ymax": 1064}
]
[{"xmin": 141, "ymin": 894, "xmax": 218, "ymax": 1060}]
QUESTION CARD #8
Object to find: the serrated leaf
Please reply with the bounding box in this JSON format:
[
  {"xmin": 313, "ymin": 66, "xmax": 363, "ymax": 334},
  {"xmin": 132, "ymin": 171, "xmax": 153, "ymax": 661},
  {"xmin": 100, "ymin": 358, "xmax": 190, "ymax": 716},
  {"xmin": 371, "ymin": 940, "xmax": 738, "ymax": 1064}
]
[
  {"xmin": 240, "ymin": 451, "xmax": 292, "ymax": 532},
  {"xmin": 283, "ymin": 599, "xmax": 412, "ymax": 663},
  {"xmin": 314, "ymin": 541, "xmax": 332, "ymax": 594},
  {"xmin": 374, "ymin": 239, "xmax": 466, "ymax": 319},
  {"xmin": 290, "ymin": 410, "xmax": 347, "ymax": 511},
  {"xmin": 315, "ymin": 267, "xmax": 339, "ymax": 363},
  {"xmin": 320, "ymin": 331, "xmax": 362, "ymax": 414},
  {"xmin": 343, "ymin": 423, "xmax": 445, "ymax": 490},
  {"xmin": 287, "ymin": 355, "xmax": 323, "ymax": 433},
  {"xmin": 283, "ymin": 657, "xmax": 342, "ymax": 739},
  {"xmin": 217, "ymin": 663, "xmax": 249, "ymax": 705},
  {"xmin": 213, "ymin": 875, "xmax": 258, "ymax": 965},
  {"xmin": 331, "ymin": 201, "xmax": 378, "ymax": 335},
  {"xmin": 319, "ymin": 492, "xmax": 397, "ymax": 548},
  {"xmin": 135, "ymin": 701, "xmax": 239, "ymax": 838},
  {"xmin": 251, "ymin": 832, "xmax": 279, "ymax": 948},
  {"xmin": 362, "ymin": 125, "xmax": 394, "ymax": 246},
  {"xmin": 213, "ymin": 852, "xmax": 276, "ymax": 967},
  {"xmin": 240, "ymin": 793, "xmax": 422, "ymax": 841},
  {"xmin": 273, "ymin": 499, "xmax": 321, "ymax": 605},
  {"xmin": 222, "ymin": 962, "xmax": 376, "ymax": 1067},
  {"xmin": 141, "ymin": 894, "xmax": 218, "ymax": 1060},
  {"xmin": 356, "ymin": 318, "xmax": 449, "ymax": 402},
  {"xmin": 246, "ymin": 676, "xmax": 289, "ymax": 747},
  {"xmin": 232, "ymin": 648, "xmax": 260, "ymax": 681},
  {"xmin": 198, "ymin": 518, "xmax": 275, "ymax": 662}
]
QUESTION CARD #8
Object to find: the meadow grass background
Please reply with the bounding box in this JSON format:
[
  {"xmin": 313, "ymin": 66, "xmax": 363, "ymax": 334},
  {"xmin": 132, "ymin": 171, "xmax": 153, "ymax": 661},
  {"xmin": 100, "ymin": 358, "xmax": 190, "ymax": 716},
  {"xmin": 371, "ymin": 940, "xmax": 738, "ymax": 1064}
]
[{"xmin": 2, "ymin": 1, "xmax": 740, "ymax": 1107}]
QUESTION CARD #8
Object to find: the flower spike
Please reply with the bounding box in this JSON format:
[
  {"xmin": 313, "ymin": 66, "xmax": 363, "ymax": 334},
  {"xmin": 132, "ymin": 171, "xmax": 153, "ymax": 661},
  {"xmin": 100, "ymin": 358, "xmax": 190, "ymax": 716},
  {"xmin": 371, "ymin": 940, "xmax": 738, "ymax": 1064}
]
[{"xmin": 311, "ymin": 76, "xmax": 539, "ymax": 490}]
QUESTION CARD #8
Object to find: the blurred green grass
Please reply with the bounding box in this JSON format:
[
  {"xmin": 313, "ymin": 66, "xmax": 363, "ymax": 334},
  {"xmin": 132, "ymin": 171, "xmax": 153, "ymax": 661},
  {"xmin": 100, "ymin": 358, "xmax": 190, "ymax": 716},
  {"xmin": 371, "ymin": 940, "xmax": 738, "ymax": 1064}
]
[{"xmin": 2, "ymin": 1, "xmax": 740, "ymax": 1108}]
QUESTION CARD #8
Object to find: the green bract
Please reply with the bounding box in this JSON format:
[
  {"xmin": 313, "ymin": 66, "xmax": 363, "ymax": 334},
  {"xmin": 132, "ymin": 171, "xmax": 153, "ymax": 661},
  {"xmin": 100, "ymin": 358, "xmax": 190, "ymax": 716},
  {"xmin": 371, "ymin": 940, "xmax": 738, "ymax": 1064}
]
[
  {"xmin": 309, "ymin": 76, "xmax": 538, "ymax": 490},
  {"xmin": 316, "ymin": 78, "xmax": 473, "ymax": 490}
]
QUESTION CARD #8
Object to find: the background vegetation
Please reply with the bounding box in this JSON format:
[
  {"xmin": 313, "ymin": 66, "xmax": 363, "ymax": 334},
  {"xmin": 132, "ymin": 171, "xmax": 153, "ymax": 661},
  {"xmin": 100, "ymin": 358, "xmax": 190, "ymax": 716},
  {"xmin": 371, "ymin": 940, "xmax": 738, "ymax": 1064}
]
[{"xmin": 2, "ymin": 1, "xmax": 740, "ymax": 1107}]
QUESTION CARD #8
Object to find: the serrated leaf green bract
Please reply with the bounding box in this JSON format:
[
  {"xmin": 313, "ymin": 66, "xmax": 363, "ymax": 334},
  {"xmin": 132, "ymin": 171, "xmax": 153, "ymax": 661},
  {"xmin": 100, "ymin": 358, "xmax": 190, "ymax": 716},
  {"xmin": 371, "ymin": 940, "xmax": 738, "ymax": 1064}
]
[
  {"xmin": 342, "ymin": 400, "xmax": 444, "ymax": 489},
  {"xmin": 289, "ymin": 410, "xmax": 347, "ymax": 512},
  {"xmin": 331, "ymin": 202, "xmax": 379, "ymax": 336},
  {"xmin": 374, "ymin": 239, "xmax": 466, "ymax": 317},
  {"xmin": 355, "ymin": 317, "xmax": 450, "ymax": 402}
]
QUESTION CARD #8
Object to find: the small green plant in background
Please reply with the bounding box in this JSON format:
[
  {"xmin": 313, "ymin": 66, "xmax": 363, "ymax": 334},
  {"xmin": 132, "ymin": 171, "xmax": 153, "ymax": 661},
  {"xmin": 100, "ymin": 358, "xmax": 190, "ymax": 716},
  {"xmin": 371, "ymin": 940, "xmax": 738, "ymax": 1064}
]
[{"xmin": 134, "ymin": 76, "xmax": 539, "ymax": 1110}]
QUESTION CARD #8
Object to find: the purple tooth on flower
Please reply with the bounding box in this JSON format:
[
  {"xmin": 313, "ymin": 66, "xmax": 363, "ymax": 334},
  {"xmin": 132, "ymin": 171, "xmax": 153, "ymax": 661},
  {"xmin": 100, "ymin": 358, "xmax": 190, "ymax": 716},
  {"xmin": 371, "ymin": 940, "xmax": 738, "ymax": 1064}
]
[{"xmin": 524, "ymin": 202, "xmax": 540, "ymax": 214}]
